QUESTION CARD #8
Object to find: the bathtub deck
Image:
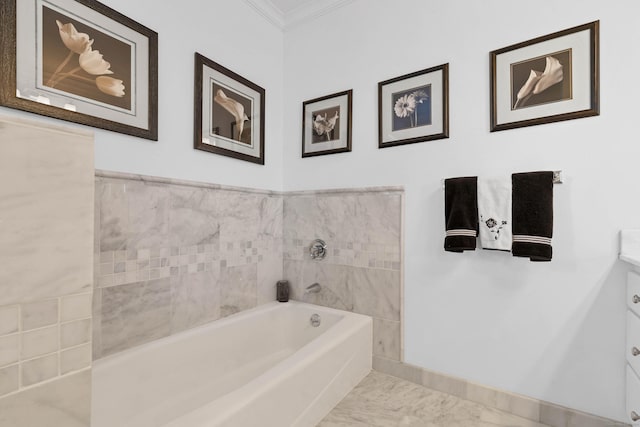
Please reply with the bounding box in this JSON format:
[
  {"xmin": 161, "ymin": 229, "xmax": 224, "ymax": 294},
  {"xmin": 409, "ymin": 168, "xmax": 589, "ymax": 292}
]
[{"xmin": 318, "ymin": 371, "xmax": 550, "ymax": 427}]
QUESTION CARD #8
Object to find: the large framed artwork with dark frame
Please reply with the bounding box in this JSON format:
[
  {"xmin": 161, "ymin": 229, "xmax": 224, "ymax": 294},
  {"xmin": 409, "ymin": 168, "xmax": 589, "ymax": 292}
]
[
  {"xmin": 378, "ymin": 63, "xmax": 449, "ymax": 148},
  {"xmin": 0, "ymin": 0, "xmax": 158, "ymax": 140},
  {"xmin": 490, "ymin": 21, "xmax": 599, "ymax": 132},
  {"xmin": 194, "ymin": 53, "xmax": 265, "ymax": 165}
]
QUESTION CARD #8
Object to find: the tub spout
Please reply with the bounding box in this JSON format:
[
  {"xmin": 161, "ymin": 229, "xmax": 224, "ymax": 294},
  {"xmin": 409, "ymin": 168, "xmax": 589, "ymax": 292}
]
[{"xmin": 304, "ymin": 283, "xmax": 321, "ymax": 294}]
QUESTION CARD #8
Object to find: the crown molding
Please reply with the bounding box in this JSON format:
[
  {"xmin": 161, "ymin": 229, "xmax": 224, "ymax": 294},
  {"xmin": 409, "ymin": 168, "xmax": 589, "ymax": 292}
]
[
  {"xmin": 244, "ymin": 0, "xmax": 285, "ymax": 29},
  {"xmin": 244, "ymin": 0, "xmax": 356, "ymax": 31},
  {"xmin": 284, "ymin": 0, "xmax": 355, "ymax": 30}
]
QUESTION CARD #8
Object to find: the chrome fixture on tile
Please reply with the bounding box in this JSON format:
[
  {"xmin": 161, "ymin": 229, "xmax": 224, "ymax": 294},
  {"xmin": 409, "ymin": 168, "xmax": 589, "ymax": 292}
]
[
  {"xmin": 310, "ymin": 313, "xmax": 321, "ymax": 327},
  {"xmin": 632, "ymin": 411, "xmax": 640, "ymax": 422},
  {"xmin": 634, "ymin": 295, "xmax": 640, "ymax": 304},
  {"xmin": 309, "ymin": 239, "xmax": 327, "ymax": 260},
  {"xmin": 305, "ymin": 283, "xmax": 321, "ymax": 294},
  {"xmin": 633, "ymin": 347, "xmax": 640, "ymax": 357}
]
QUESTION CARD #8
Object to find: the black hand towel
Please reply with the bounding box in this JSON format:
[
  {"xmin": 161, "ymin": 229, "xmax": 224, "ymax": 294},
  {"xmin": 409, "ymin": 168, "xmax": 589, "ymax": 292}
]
[
  {"xmin": 511, "ymin": 171, "xmax": 554, "ymax": 261},
  {"xmin": 444, "ymin": 177, "xmax": 478, "ymax": 252}
]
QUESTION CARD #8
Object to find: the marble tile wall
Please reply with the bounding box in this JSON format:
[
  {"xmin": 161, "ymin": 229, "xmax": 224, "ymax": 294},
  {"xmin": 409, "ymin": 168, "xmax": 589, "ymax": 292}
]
[
  {"xmin": 0, "ymin": 116, "xmax": 94, "ymax": 424},
  {"xmin": 93, "ymin": 172, "xmax": 284, "ymax": 359},
  {"xmin": 283, "ymin": 189, "xmax": 404, "ymax": 361},
  {"xmin": 0, "ymin": 295, "xmax": 92, "ymax": 399}
]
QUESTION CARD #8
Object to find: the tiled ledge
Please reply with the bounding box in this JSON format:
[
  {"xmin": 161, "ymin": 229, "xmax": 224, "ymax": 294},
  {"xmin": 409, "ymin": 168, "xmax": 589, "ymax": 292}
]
[
  {"xmin": 95, "ymin": 170, "xmax": 282, "ymax": 195},
  {"xmin": 373, "ymin": 356, "xmax": 629, "ymax": 427},
  {"xmin": 285, "ymin": 186, "xmax": 404, "ymax": 195},
  {"xmin": 96, "ymin": 170, "xmax": 405, "ymax": 196}
]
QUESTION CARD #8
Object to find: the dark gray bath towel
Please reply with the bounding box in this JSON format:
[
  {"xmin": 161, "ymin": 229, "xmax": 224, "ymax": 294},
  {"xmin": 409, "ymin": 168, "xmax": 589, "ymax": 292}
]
[
  {"xmin": 444, "ymin": 177, "xmax": 478, "ymax": 252},
  {"xmin": 511, "ymin": 171, "xmax": 554, "ymax": 261}
]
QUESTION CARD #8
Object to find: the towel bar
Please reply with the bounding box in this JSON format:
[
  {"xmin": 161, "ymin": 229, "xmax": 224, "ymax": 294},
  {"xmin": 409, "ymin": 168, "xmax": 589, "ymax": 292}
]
[{"xmin": 441, "ymin": 171, "xmax": 562, "ymax": 189}]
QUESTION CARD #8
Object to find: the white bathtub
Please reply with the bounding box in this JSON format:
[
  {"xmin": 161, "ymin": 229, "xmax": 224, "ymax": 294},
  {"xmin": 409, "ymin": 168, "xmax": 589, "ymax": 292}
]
[{"xmin": 91, "ymin": 301, "xmax": 372, "ymax": 427}]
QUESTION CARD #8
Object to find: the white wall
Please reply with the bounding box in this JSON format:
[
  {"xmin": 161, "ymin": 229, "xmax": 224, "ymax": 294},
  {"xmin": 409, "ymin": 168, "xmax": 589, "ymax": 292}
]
[
  {"xmin": 283, "ymin": 0, "xmax": 640, "ymax": 421},
  {"xmin": 0, "ymin": 0, "xmax": 285, "ymax": 191}
]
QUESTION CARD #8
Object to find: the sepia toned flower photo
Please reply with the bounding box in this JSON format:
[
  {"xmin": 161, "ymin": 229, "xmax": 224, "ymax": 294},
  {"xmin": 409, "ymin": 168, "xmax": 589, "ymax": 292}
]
[
  {"xmin": 510, "ymin": 49, "xmax": 572, "ymax": 110},
  {"xmin": 211, "ymin": 83, "xmax": 253, "ymax": 145},
  {"xmin": 41, "ymin": 6, "xmax": 132, "ymax": 110},
  {"xmin": 391, "ymin": 85, "xmax": 431, "ymax": 131},
  {"xmin": 302, "ymin": 90, "xmax": 352, "ymax": 157},
  {"xmin": 311, "ymin": 106, "xmax": 340, "ymax": 143}
]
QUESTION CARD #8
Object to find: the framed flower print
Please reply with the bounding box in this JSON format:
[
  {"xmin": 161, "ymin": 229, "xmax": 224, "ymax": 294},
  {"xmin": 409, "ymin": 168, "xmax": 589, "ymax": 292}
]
[
  {"xmin": 194, "ymin": 53, "xmax": 265, "ymax": 165},
  {"xmin": 378, "ymin": 63, "xmax": 449, "ymax": 148},
  {"xmin": 490, "ymin": 21, "xmax": 599, "ymax": 132},
  {"xmin": 302, "ymin": 90, "xmax": 352, "ymax": 158},
  {"xmin": 0, "ymin": 0, "xmax": 158, "ymax": 140}
]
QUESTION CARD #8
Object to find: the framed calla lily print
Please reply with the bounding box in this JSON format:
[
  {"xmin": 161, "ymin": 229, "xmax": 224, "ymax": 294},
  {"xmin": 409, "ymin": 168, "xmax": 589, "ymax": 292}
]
[
  {"xmin": 490, "ymin": 21, "xmax": 599, "ymax": 132},
  {"xmin": 194, "ymin": 53, "xmax": 265, "ymax": 165},
  {"xmin": 0, "ymin": 0, "xmax": 158, "ymax": 140},
  {"xmin": 378, "ymin": 63, "xmax": 449, "ymax": 148}
]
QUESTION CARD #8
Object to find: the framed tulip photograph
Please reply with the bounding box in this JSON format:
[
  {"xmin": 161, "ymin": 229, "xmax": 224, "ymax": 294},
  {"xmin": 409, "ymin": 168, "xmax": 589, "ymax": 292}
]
[
  {"xmin": 302, "ymin": 89, "xmax": 352, "ymax": 158},
  {"xmin": 0, "ymin": 0, "xmax": 158, "ymax": 140},
  {"xmin": 490, "ymin": 21, "xmax": 599, "ymax": 132},
  {"xmin": 378, "ymin": 63, "xmax": 449, "ymax": 148},
  {"xmin": 194, "ymin": 53, "xmax": 265, "ymax": 165}
]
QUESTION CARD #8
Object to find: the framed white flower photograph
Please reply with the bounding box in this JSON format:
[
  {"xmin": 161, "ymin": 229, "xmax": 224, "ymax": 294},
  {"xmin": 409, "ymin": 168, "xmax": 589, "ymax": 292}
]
[
  {"xmin": 0, "ymin": 0, "xmax": 158, "ymax": 140},
  {"xmin": 378, "ymin": 63, "xmax": 449, "ymax": 148},
  {"xmin": 194, "ymin": 53, "xmax": 265, "ymax": 165},
  {"xmin": 490, "ymin": 21, "xmax": 599, "ymax": 132},
  {"xmin": 302, "ymin": 90, "xmax": 352, "ymax": 158}
]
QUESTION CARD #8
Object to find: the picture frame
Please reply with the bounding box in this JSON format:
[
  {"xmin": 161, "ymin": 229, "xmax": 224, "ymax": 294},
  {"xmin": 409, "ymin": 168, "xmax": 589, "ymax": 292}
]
[
  {"xmin": 378, "ymin": 63, "xmax": 449, "ymax": 148},
  {"xmin": 194, "ymin": 53, "xmax": 265, "ymax": 165},
  {"xmin": 0, "ymin": 0, "xmax": 158, "ymax": 140},
  {"xmin": 490, "ymin": 21, "xmax": 599, "ymax": 132},
  {"xmin": 302, "ymin": 90, "xmax": 352, "ymax": 158}
]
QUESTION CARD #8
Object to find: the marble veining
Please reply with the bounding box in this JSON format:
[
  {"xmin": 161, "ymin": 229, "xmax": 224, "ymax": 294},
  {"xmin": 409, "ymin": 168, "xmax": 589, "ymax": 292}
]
[
  {"xmin": 95, "ymin": 174, "xmax": 284, "ymax": 358},
  {"xmin": 168, "ymin": 186, "xmax": 220, "ymax": 247},
  {"xmin": 220, "ymin": 264, "xmax": 258, "ymax": 317},
  {"xmin": 318, "ymin": 371, "xmax": 550, "ymax": 427},
  {"xmin": 95, "ymin": 172, "xmax": 402, "ymax": 364},
  {"xmin": 0, "ymin": 117, "xmax": 94, "ymax": 306},
  {"xmin": 100, "ymin": 278, "xmax": 172, "ymax": 357},
  {"xmin": 0, "ymin": 117, "xmax": 93, "ymax": 424},
  {"xmin": 283, "ymin": 189, "xmax": 403, "ymax": 361},
  {"xmin": 170, "ymin": 270, "xmax": 221, "ymax": 334}
]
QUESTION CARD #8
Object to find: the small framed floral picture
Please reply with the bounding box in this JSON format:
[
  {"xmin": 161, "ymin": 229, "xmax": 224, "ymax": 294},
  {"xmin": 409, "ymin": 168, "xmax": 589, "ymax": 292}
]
[
  {"xmin": 302, "ymin": 90, "xmax": 352, "ymax": 158},
  {"xmin": 194, "ymin": 53, "xmax": 265, "ymax": 164},
  {"xmin": 0, "ymin": 0, "xmax": 158, "ymax": 140},
  {"xmin": 378, "ymin": 64, "xmax": 449, "ymax": 148},
  {"xmin": 490, "ymin": 21, "xmax": 599, "ymax": 132}
]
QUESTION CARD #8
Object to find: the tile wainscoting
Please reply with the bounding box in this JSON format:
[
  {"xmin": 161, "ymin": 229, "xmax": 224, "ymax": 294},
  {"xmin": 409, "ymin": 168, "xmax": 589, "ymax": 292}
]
[
  {"xmin": 94, "ymin": 173, "xmax": 405, "ymax": 363},
  {"xmin": 0, "ymin": 116, "xmax": 94, "ymax": 425},
  {"xmin": 284, "ymin": 188, "xmax": 404, "ymax": 361},
  {"xmin": 93, "ymin": 171, "xmax": 284, "ymax": 359}
]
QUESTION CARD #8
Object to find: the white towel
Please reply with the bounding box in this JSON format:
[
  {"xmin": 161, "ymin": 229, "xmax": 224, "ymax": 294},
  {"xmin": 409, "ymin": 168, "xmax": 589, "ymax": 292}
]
[{"xmin": 477, "ymin": 177, "xmax": 512, "ymax": 251}]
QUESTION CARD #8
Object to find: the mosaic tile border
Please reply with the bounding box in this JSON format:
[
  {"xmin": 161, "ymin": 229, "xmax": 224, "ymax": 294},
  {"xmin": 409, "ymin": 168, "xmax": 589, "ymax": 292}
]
[
  {"xmin": 284, "ymin": 238, "xmax": 401, "ymax": 271},
  {"xmin": 98, "ymin": 239, "xmax": 281, "ymax": 288},
  {"xmin": 0, "ymin": 293, "xmax": 92, "ymax": 399}
]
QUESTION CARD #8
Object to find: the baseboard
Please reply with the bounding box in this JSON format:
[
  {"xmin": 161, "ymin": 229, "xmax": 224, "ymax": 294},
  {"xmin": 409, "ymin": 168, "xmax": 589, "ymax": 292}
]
[{"xmin": 373, "ymin": 356, "xmax": 629, "ymax": 427}]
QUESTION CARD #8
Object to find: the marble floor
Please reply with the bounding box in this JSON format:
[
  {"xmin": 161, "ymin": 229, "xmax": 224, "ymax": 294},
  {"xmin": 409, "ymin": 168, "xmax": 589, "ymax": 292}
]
[{"xmin": 318, "ymin": 371, "xmax": 551, "ymax": 427}]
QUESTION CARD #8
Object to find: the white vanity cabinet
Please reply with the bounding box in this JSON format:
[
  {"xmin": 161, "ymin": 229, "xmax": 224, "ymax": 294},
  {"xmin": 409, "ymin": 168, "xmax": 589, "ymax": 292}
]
[{"xmin": 627, "ymin": 271, "xmax": 640, "ymax": 424}]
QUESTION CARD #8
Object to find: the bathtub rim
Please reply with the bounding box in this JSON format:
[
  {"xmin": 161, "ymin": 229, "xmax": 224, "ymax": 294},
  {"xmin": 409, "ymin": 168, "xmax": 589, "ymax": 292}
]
[{"xmin": 92, "ymin": 300, "xmax": 370, "ymax": 371}]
